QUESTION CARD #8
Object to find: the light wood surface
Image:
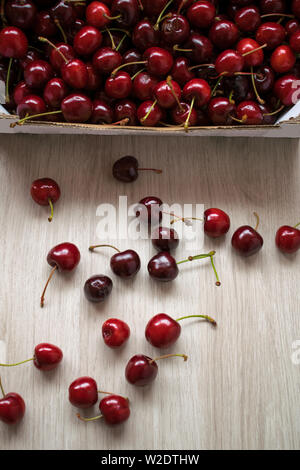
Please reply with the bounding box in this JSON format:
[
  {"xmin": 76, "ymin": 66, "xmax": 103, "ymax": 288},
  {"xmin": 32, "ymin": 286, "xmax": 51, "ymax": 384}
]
[{"xmin": 0, "ymin": 134, "xmax": 299, "ymax": 450}]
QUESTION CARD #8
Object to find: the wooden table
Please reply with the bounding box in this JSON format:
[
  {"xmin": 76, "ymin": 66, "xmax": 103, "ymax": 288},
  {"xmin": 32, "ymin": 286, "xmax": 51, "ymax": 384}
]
[{"xmin": 0, "ymin": 133, "xmax": 299, "ymax": 450}]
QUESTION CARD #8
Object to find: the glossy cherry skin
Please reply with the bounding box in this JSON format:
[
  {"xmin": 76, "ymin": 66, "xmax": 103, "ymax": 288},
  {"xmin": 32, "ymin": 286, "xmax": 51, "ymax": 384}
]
[
  {"xmin": 113, "ymin": 156, "xmax": 139, "ymax": 181},
  {"xmin": 86, "ymin": 1, "xmax": 110, "ymax": 28},
  {"xmin": 93, "ymin": 47, "xmax": 122, "ymax": 74},
  {"xmin": 43, "ymin": 78, "xmax": 69, "ymax": 108},
  {"xmin": 86, "ymin": 63, "xmax": 102, "ymax": 91},
  {"xmin": 171, "ymin": 101, "xmax": 198, "ymax": 126},
  {"xmin": 114, "ymin": 99, "xmax": 137, "ymax": 125},
  {"xmin": 17, "ymin": 95, "xmax": 46, "ymax": 119},
  {"xmin": 137, "ymin": 100, "xmax": 163, "ymax": 126},
  {"xmin": 237, "ymin": 38, "xmax": 264, "ymax": 67},
  {"xmin": 102, "ymin": 318, "xmax": 130, "ymax": 348},
  {"xmin": 34, "ymin": 11, "xmax": 57, "ymax": 38},
  {"xmin": 187, "ymin": 1, "xmax": 215, "ymax": 29},
  {"xmin": 47, "ymin": 242, "xmax": 81, "ymax": 271},
  {"xmin": 215, "ymin": 50, "xmax": 244, "ymax": 76},
  {"xmin": 148, "ymin": 252, "xmax": 179, "ymax": 281},
  {"xmin": 33, "ymin": 343, "xmax": 63, "ymax": 371},
  {"xmin": 145, "ymin": 313, "xmax": 181, "ymax": 348},
  {"xmin": 105, "ymin": 72, "xmax": 132, "ymax": 99},
  {"xmin": 50, "ymin": 0, "xmax": 76, "ymax": 27},
  {"xmin": 99, "ymin": 395, "xmax": 130, "ymax": 424},
  {"xmin": 236, "ymin": 101, "xmax": 263, "ymax": 125},
  {"xmin": 50, "ymin": 43, "xmax": 75, "ymax": 71},
  {"xmin": 84, "ymin": 275, "xmax": 113, "ymax": 302},
  {"xmin": 24, "ymin": 60, "xmax": 53, "ymax": 90},
  {"xmin": 253, "ymin": 66, "xmax": 275, "ymax": 95},
  {"xmin": 91, "ymin": 99, "xmax": 114, "ymax": 124},
  {"xmin": 235, "ymin": 5, "xmax": 261, "ymax": 32},
  {"xmin": 183, "ymin": 79, "xmax": 211, "ymax": 107},
  {"xmin": 275, "ymin": 226, "xmax": 300, "ymax": 254},
  {"xmin": 256, "ymin": 22, "xmax": 286, "ymax": 50},
  {"xmin": 0, "ymin": 26, "xmax": 28, "ymax": 58},
  {"xmin": 61, "ymin": 59, "xmax": 88, "ymax": 89},
  {"xmin": 133, "ymin": 72, "xmax": 158, "ymax": 100},
  {"xmin": 144, "ymin": 47, "xmax": 174, "ymax": 77},
  {"xmin": 231, "ymin": 226, "xmax": 263, "ymax": 256},
  {"xmin": 68, "ymin": 377, "xmax": 98, "ymax": 409},
  {"xmin": 171, "ymin": 57, "xmax": 195, "ymax": 86},
  {"xmin": 270, "ymin": 45, "xmax": 296, "ymax": 74},
  {"xmin": 285, "ymin": 19, "xmax": 300, "ymax": 36},
  {"xmin": 0, "ymin": 393, "xmax": 25, "ymax": 424},
  {"xmin": 74, "ymin": 26, "xmax": 102, "ymax": 56},
  {"xmin": 125, "ymin": 355, "xmax": 158, "ymax": 386},
  {"xmin": 111, "ymin": 0, "xmax": 139, "ymax": 27},
  {"xmin": 110, "ymin": 250, "xmax": 141, "ymax": 278},
  {"xmin": 136, "ymin": 196, "xmax": 162, "ymax": 226},
  {"xmin": 208, "ymin": 97, "xmax": 235, "ymax": 125},
  {"xmin": 209, "ymin": 20, "xmax": 239, "ymax": 50},
  {"xmin": 61, "ymin": 93, "xmax": 93, "ymax": 123},
  {"xmin": 204, "ymin": 208, "xmax": 230, "ymax": 238},
  {"xmin": 154, "ymin": 79, "xmax": 181, "ymax": 109},
  {"xmin": 274, "ymin": 74, "xmax": 300, "ymax": 106},
  {"xmin": 5, "ymin": 0, "xmax": 37, "ymax": 29},
  {"xmin": 161, "ymin": 14, "xmax": 190, "ymax": 45},
  {"xmin": 290, "ymin": 30, "xmax": 300, "ymax": 53},
  {"xmin": 13, "ymin": 81, "xmax": 31, "ymax": 105},
  {"xmin": 184, "ymin": 33, "xmax": 213, "ymax": 63},
  {"xmin": 223, "ymin": 75, "xmax": 249, "ymax": 103},
  {"xmin": 152, "ymin": 227, "xmax": 179, "ymax": 252},
  {"xmin": 123, "ymin": 48, "xmax": 142, "ymax": 75},
  {"xmin": 132, "ymin": 20, "xmax": 159, "ymax": 51},
  {"xmin": 31, "ymin": 178, "xmax": 60, "ymax": 206}
]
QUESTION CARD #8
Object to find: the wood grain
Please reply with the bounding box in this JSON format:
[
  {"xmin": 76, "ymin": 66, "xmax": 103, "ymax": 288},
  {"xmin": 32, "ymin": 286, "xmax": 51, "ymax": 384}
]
[{"xmin": 0, "ymin": 134, "xmax": 299, "ymax": 450}]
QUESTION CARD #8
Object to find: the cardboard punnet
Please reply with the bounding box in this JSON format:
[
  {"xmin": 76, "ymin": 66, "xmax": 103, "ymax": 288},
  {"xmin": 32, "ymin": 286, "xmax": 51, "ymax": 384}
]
[{"xmin": 0, "ymin": 100, "xmax": 300, "ymax": 138}]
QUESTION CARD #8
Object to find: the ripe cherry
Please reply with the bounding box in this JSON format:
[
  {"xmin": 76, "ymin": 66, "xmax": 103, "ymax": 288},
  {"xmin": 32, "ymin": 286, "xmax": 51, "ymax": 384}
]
[
  {"xmin": 49, "ymin": 43, "xmax": 75, "ymax": 71},
  {"xmin": 5, "ymin": 0, "xmax": 37, "ymax": 30},
  {"xmin": 102, "ymin": 318, "xmax": 130, "ymax": 348},
  {"xmin": 253, "ymin": 65, "xmax": 275, "ymax": 95},
  {"xmin": 187, "ymin": 1, "xmax": 215, "ymax": 29},
  {"xmin": 171, "ymin": 101, "xmax": 198, "ymax": 126},
  {"xmin": 84, "ymin": 275, "xmax": 113, "ymax": 302},
  {"xmin": 105, "ymin": 71, "xmax": 132, "ymax": 99},
  {"xmin": 114, "ymin": 100, "xmax": 137, "ymax": 125},
  {"xmin": 110, "ymin": 0, "xmax": 139, "ymax": 27},
  {"xmin": 136, "ymin": 195, "xmax": 162, "ymax": 226},
  {"xmin": 0, "ymin": 378, "xmax": 25, "ymax": 425},
  {"xmin": 154, "ymin": 77, "xmax": 182, "ymax": 109},
  {"xmin": 235, "ymin": 5, "xmax": 261, "ymax": 32},
  {"xmin": 91, "ymin": 99, "xmax": 114, "ymax": 124},
  {"xmin": 16, "ymin": 94, "xmax": 46, "ymax": 120},
  {"xmin": 207, "ymin": 97, "xmax": 235, "ymax": 125},
  {"xmin": 256, "ymin": 22, "xmax": 286, "ymax": 50},
  {"xmin": 152, "ymin": 226, "xmax": 179, "ymax": 252},
  {"xmin": 0, "ymin": 343, "xmax": 63, "ymax": 371},
  {"xmin": 161, "ymin": 14, "xmax": 190, "ymax": 45},
  {"xmin": 171, "ymin": 57, "xmax": 195, "ymax": 86},
  {"xmin": 145, "ymin": 313, "xmax": 217, "ymax": 349},
  {"xmin": 184, "ymin": 33, "xmax": 213, "ymax": 63},
  {"xmin": 13, "ymin": 81, "xmax": 31, "ymax": 105},
  {"xmin": 275, "ymin": 223, "xmax": 300, "ymax": 254},
  {"xmin": 61, "ymin": 93, "xmax": 93, "ymax": 123},
  {"xmin": 132, "ymin": 71, "xmax": 158, "ymax": 100},
  {"xmin": 69, "ymin": 377, "xmax": 98, "ymax": 408},
  {"xmin": 89, "ymin": 244, "xmax": 141, "ymax": 278},
  {"xmin": 73, "ymin": 26, "xmax": 102, "ymax": 56},
  {"xmin": 43, "ymin": 78, "xmax": 69, "ymax": 108},
  {"xmin": 137, "ymin": 100, "xmax": 163, "ymax": 126},
  {"xmin": 24, "ymin": 59, "xmax": 53, "ymax": 89},
  {"xmin": 290, "ymin": 30, "xmax": 300, "ymax": 52},
  {"xmin": 41, "ymin": 242, "xmax": 81, "ymax": 307},
  {"xmin": 204, "ymin": 208, "xmax": 230, "ymax": 238},
  {"xmin": 143, "ymin": 47, "xmax": 174, "ymax": 77},
  {"xmin": 77, "ymin": 394, "xmax": 130, "ymax": 425},
  {"xmin": 86, "ymin": 1, "xmax": 111, "ymax": 28},
  {"xmin": 215, "ymin": 49, "xmax": 244, "ymax": 76},
  {"xmin": 34, "ymin": 11, "xmax": 57, "ymax": 38},
  {"xmin": 274, "ymin": 74, "xmax": 300, "ymax": 106},
  {"xmin": 112, "ymin": 156, "xmax": 162, "ymax": 182},
  {"xmin": 0, "ymin": 26, "xmax": 28, "ymax": 58},
  {"xmin": 31, "ymin": 177, "xmax": 61, "ymax": 222},
  {"xmin": 132, "ymin": 19, "xmax": 159, "ymax": 51},
  {"xmin": 209, "ymin": 20, "xmax": 239, "ymax": 50},
  {"xmin": 125, "ymin": 353, "xmax": 187, "ymax": 386},
  {"xmin": 232, "ymin": 212, "xmax": 263, "ymax": 256},
  {"xmin": 237, "ymin": 38, "xmax": 264, "ymax": 67},
  {"xmin": 235, "ymin": 101, "xmax": 263, "ymax": 125},
  {"xmin": 93, "ymin": 47, "xmax": 122, "ymax": 74},
  {"xmin": 270, "ymin": 45, "xmax": 296, "ymax": 74}
]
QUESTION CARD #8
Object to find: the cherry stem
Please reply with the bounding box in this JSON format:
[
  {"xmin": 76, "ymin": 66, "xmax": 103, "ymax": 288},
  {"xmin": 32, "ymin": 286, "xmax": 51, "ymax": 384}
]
[
  {"xmin": 40, "ymin": 265, "xmax": 58, "ymax": 308},
  {"xmin": 150, "ymin": 353, "xmax": 188, "ymax": 364},
  {"xmin": 167, "ymin": 75, "xmax": 183, "ymax": 111},
  {"xmin": 0, "ymin": 377, "xmax": 5, "ymax": 397},
  {"xmin": 210, "ymin": 253, "xmax": 221, "ymax": 286},
  {"xmin": 253, "ymin": 211, "xmax": 260, "ymax": 231},
  {"xmin": 263, "ymin": 105, "xmax": 285, "ymax": 116},
  {"xmin": 154, "ymin": 0, "xmax": 174, "ymax": 30},
  {"xmin": 5, "ymin": 57, "xmax": 12, "ymax": 104},
  {"xmin": 294, "ymin": 222, "xmax": 300, "ymax": 228},
  {"xmin": 138, "ymin": 167, "xmax": 162, "ymax": 174},
  {"xmin": 176, "ymin": 250, "xmax": 215, "ymax": 265},
  {"xmin": 184, "ymin": 96, "xmax": 195, "ymax": 132},
  {"xmin": 131, "ymin": 68, "xmax": 146, "ymax": 80},
  {"xmin": 38, "ymin": 37, "xmax": 68, "ymax": 63},
  {"xmin": 242, "ymin": 43, "xmax": 267, "ymax": 58},
  {"xmin": 173, "ymin": 45, "xmax": 192, "ymax": 52},
  {"xmin": 230, "ymin": 114, "xmax": 247, "ymax": 124},
  {"xmin": 228, "ymin": 90, "xmax": 235, "ymax": 104},
  {"xmin": 115, "ymin": 33, "xmax": 128, "ymax": 52},
  {"xmin": 89, "ymin": 244, "xmax": 120, "ymax": 253},
  {"xmin": 188, "ymin": 64, "xmax": 214, "ymax": 71},
  {"xmin": 141, "ymin": 99, "xmax": 157, "ymax": 122},
  {"xmin": 176, "ymin": 314, "xmax": 217, "ymax": 326},
  {"xmin": 104, "ymin": 13, "xmax": 122, "ymax": 21},
  {"xmin": 0, "ymin": 358, "xmax": 34, "ymax": 367},
  {"xmin": 105, "ymin": 26, "xmax": 116, "ymax": 50},
  {"xmin": 54, "ymin": 18, "xmax": 67, "ymax": 43},
  {"xmin": 261, "ymin": 13, "xmax": 294, "ymax": 19},
  {"xmin": 98, "ymin": 390, "xmax": 114, "ymax": 395},
  {"xmin": 48, "ymin": 198, "xmax": 54, "ymax": 222},
  {"xmin": 211, "ymin": 75, "xmax": 223, "ymax": 97},
  {"xmin": 251, "ymin": 66, "xmax": 265, "ymax": 105},
  {"xmin": 101, "ymin": 27, "xmax": 130, "ymax": 37},
  {"xmin": 10, "ymin": 110, "xmax": 62, "ymax": 128},
  {"xmin": 77, "ymin": 413, "xmax": 103, "ymax": 422},
  {"xmin": 111, "ymin": 60, "xmax": 146, "ymax": 77},
  {"xmin": 111, "ymin": 118, "xmax": 129, "ymax": 126}
]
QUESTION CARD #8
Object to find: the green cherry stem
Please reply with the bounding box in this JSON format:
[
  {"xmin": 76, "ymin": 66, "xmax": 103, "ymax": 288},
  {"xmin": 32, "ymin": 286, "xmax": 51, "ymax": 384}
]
[
  {"xmin": 141, "ymin": 99, "xmax": 157, "ymax": 122},
  {"xmin": 10, "ymin": 110, "xmax": 62, "ymax": 128},
  {"xmin": 115, "ymin": 33, "xmax": 128, "ymax": 52},
  {"xmin": 105, "ymin": 26, "xmax": 116, "ymax": 50},
  {"xmin": 0, "ymin": 357, "xmax": 34, "ymax": 367},
  {"xmin": 89, "ymin": 244, "xmax": 120, "ymax": 252},
  {"xmin": 48, "ymin": 198, "xmax": 54, "ymax": 222},
  {"xmin": 210, "ymin": 254, "xmax": 221, "ymax": 286},
  {"xmin": 176, "ymin": 314, "xmax": 217, "ymax": 326},
  {"xmin": 211, "ymin": 75, "xmax": 223, "ymax": 97},
  {"xmin": 38, "ymin": 37, "xmax": 68, "ymax": 63},
  {"xmin": 98, "ymin": 390, "xmax": 114, "ymax": 395},
  {"xmin": 176, "ymin": 251, "xmax": 215, "ymax": 265},
  {"xmin": 103, "ymin": 13, "xmax": 122, "ymax": 21},
  {"xmin": 184, "ymin": 96, "xmax": 195, "ymax": 132},
  {"xmin": 154, "ymin": 0, "xmax": 174, "ymax": 31},
  {"xmin": 167, "ymin": 75, "xmax": 183, "ymax": 111},
  {"xmin": 0, "ymin": 377, "xmax": 5, "ymax": 397},
  {"xmin": 131, "ymin": 68, "xmax": 146, "ymax": 80},
  {"xmin": 294, "ymin": 222, "xmax": 300, "ymax": 228},
  {"xmin": 77, "ymin": 413, "xmax": 103, "ymax": 422},
  {"xmin": 242, "ymin": 43, "xmax": 267, "ymax": 58},
  {"xmin": 149, "ymin": 353, "xmax": 188, "ymax": 364},
  {"xmin": 111, "ymin": 60, "xmax": 146, "ymax": 76}
]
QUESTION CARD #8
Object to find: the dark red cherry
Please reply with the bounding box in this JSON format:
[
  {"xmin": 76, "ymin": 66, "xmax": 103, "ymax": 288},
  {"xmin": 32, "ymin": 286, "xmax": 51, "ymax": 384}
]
[
  {"xmin": 61, "ymin": 93, "xmax": 93, "ymax": 122},
  {"xmin": 34, "ymin": 11, "xmax": 57, "ymax": 37},
  {"xmin": 209, "ymin": 20, "xmax": 239, "ymax": 50},
  {"xmin": 99, "ymin": 395, "xmax": 130, "ymax": 424},
  {"xmin": 154, "ymin": 78, "xmax": 181, "ymax": 109},
  {"xmin": 161, "ymin": 14, "xmax": 190, "ymax": 45},
  {"xmin": 274, "ymin": 74, "xmax": 300, "ymax": 106},
  {"xmin": 187, "ymin": 1, "xmax": 215, "ymax": 29},
  {"xmin": 256, "ymin": 22, "xmax": 286, "ymax": 50},
  {"xmin": 137, "ymin": 100, "xmax": 163, "ymax": 126},
  {"xmin": 260, "ymin": 0, "xmax": 285, "ymax": 14},
  {"xmin": 133, "ymin": 71, "xmax": 158, "ymax": 100},
  {"xmin": 171, "ymin": 57, "xmax": 195, "ymax": 86},
  {"xmin": 215, "ymin": 49, "xmax": 244, "ymax": 76},
  {"xmin": 171, "ymin": 101, "xmax": 197, "ymax": 126},
  {"xmin": 50, "ymin": 43, "xmax": 75, "ymax": 71},
  {"xmin": 13, "ymin": 80, "xmax": 31, "ymax": 105},
  {"xmin": 235, "ymin": 5, "xmax": 261, "ymax": 32},
  {"xmin": 204, "ymin": 208, "xmax": 231, "ymax": 237},
  {"xmin": 208, "ymin": 97, "xmax": 235, "ymax": 125},
  {"xmin": 112, "ymin": 155, "xmax": 162, "ymax": 182},
  {"xmin": 236, "ymin": 100, "xmax": 263, "ymax": 125},
  {"xmin": 184, "ymin": 33, "xmax": 213, "ymax": 63},
  {"xmin": 86, "ymin": 63, "xmax": 102, "ymax": 91},
  {"xmin": 74, "ymin": 26, "xmax": 102, "ymax": 56},
  {"xmin": 50, "ymin": 0, "xmax": 76, "ymax": 27},
  {"xmin": 236, "ymin": 38, "xmax": 264, "ymax": 67},
  {"xmin": 105, "ymin": 71, "xmax": 132, "ymax": 99},
  {"xmin": 271, "ymin": 45, "xmax": 296, "ymax": 74},
  {"xmin": 43, "ymin": 78, "xmax": 69, "ymax": 108},
  {"xmin": 91, "ymin": 99, "xmax": 114, "ymax": 123},
  {"xmin": 102, "ymin": 318, "xmax": 130, "ymax": 348},
  {"xmin": 17, "ymin": 94, "xmax": 46, "ymax": 119},
  {"xmin": 61, "ymin": 58, "xmax": 88, "ymax": 89},
  {"xmin": 0, "ymin": 26, "xmax": 28, "ymax": 58},
  {"xmin": 93, "ymin": 47, "xmax": 122, "ymax": 74},
  {"xmin": 253, "ymin": 65, "xmax": 275, "ymax": 95},
  {"xmin": 231, "ymin": 213, "xmax": 263, "ymax": 256},
  {"xmin": 84, "ymin": 275, "xmax": 113, "ymax": 302},
  {"xmin": 31, "ymin": 177, "xmax": 61, "ymax": 222},
  {"xmin": 136, "ymin": 196, "xmax": 162, "ymax": 226},
  {"xmin": 33, "ymin": 343, "xmax": 63, "ymax": 371},
  {"xmin": 69, "ymin": 377, "xmax": 98, "ymax": 408},
  {"xmin": 89, "ymin": 244, "xmax": 141, "ymax": 278},
  {"xmin": 148, "ymin": 251, "xmax": 178, "ymax": 281},
  {"xmin": 223, "ymin": 75, "xmax": 249, "ymax": 103},
  {"xmin": 114, "ymin": 99, "xmax": 137, "ymax": 125},
  {"xmin": 111, "ymin": 0, "xmax": 139, "ymax": 27},
  {"xmin": 19, "ymin": 50, "xmax": 40, "ymax": 70},
  {"xmin": 152, "ymin": 226, "xmax": 179, "ymax": 252},
  {"xmin": 24, "ymin": 60, "xmax": 53, "ymax": 89},
  {"xmin": 0, "ymin": 389, "xmax": 25, "ymax": 425},
  {"xmin": 144, "ymin": 47, "xmax": 173, "ymax": 77},
  {"xmin": 5, "ymin": 0, "xmax": 37, "ymax": 29},
  {"xmin": 123, "ymin": 48, "xmax": 142, "ymax": 75},
  {"xmin": 285, "ymin": 18, "xmax": 300, "ymax": 36},
  {"xmin": 86, "ymin": 1, "xmax": 110, "ymax": 28},
  {"xmin": 132, "ymin": 20, "xmax": 159, "ymax": 51},
  {"xmin": 183, "ymin": 79, "xmax": 211, "ymax": 107},
  {"xmin": 290, "ymin": 30, "xmax": 300, "ymax": 52},
  {"xmin": 275, "ymin": 224, "xmax": 300, "ymax": 254},
  {"xmin": 142, "ymin": 0, "xmax": 168, "ymax": 16}
]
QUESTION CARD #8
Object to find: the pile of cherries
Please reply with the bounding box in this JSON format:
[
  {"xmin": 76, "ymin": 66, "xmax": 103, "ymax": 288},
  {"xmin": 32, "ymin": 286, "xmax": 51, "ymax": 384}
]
[{"xmin": 1, "ymin": 0, "xmax": 300, "ymax": 130}]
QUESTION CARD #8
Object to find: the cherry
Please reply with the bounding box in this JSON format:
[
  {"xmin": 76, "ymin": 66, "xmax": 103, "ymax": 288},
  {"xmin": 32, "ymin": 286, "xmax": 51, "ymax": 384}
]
[
  {"xmin": 91, "ymin": 99, "xmax": 114, "ymax": 123},
  {"xmin": 61, "ymin": 93, "xmax": 93, "ymax": 122},
  {"xmin": 86, "ymin": 63, "xmax": 102, "ymax": 90},
  {"xmin": 77, "ymin": 394, "xmax": 130, "ymax": 425},
  {"xmin": 223, "ymin": 75, "xmax": 249, "ymax": 103},
  {"xmin": 184, "ymin": 33, "xmax": 213, "ymax": 63},
  {"xmin": 0, "ymin": 26, "xmax": 28, "ymax": 58},
  {"xmin": 143, "ymin": 47, "xmax": 173, "ymax": 77},
  {"xmin": 208, "ymin": 97, "xmax": 235, "ymax": 125},
  {"xmin": 290, "ymin": 30, "xmax": 300, "ymax": 52},
  {"xmin": 0, "ymin": 343, "xmax": 63, "ymax": 371},
  {"xmin": 24, "ymin": 60, "xmax": 53, "ymax": 89},
  {"xmin": 112, "ymin": 155, "xmax": 162, "ymax": 182},
  {"xmin": 5, "ymin": 0, "xmax": 37, "ymax": 30},
  {"xmin": 171, "ymin": 57, "xmax": 195, "ymax": 86},
  {"xmin": 235, "ymin": 5, "xmax": 261, "ymax": 32},
  {"xmin": 136, "ymin": 195, "xmax": 162, "ymax": 226},
  {"xmin": 285, "ymin": 18, "xmax": 300, "ymax": 36},
  {"xmin": 93, "ymin": 47, "xmax": 122, "ymax": 74},
  {"xmin": 61, "ymin": 58, "xmax": 88, "ymax": 89},
  {"xmin": 187, "ymin": 1, "xmax": 215, "ymax": 29},
  {"xmin": 182, "ymin": 79, "xmax": 211, "ymax": 124},
  {"xmin": 142, "ymin": 0, "xmax": 168, "ymax": 17},
  {"xmin": 41, "ymin": 242, "xmax": 81, "ymax": 307},
  {"xmin": 13, "ymin": 80, "xmax": 31, "ymax": 105},
  {"xmin": 171, "ymin": 101, "xmax": 198, "ymax": 126},
  {"xmin": 125, "ymin": 353, "xmax": 187, "ymax": 386},
  {"xmin": 123, "ymin": 48, "xmax": 143, "ymax": 74},
  {"xmin": 110, "ymin": 0, "xmax": 140, "ymax": 27},
  {"xmin": 256, "ymin": 22, "xmax": 286, "ymax": 50},
  {"xmin": 34, "ymin": 11, "xmax": 57, "ymax": 37},
  {"xmin": 253, "ymin": 65, "xmax": 275, "ymax": 95},
  {"xmin": 49, "ymin": 43, "xmax": 75, "ymax": 71},
  {"xmin": 89, "ymin": 244, "xmax": 141, "ymax": 278},
  {"xmin": 209, "ymin": 20, "xmax": 239, "ymax": 50},
  {"xmin": 132, "ymin": 20, "xmax": 159, "ymax": 51},
  {"xmin": 215, "ymin": 49, "xmax": 244, "ymax": 76},
  {"xmin": 145, "ymin": 313, "xmax": 217, "ymax": 348},
  {"xmin": 152, "ymin": 226, "xmax": 179, "ymax": 252},
  {"xmin": 69, "ymin": 377, "xmax": 98, "ymax": 408},
  {"xmin": 0, "ymin": 378, "xmax": 25, "ymax": 425},
  {"xmin": 102, "ymin": 318, "xmax": 130, "ymax": 348},
  {"xmin": 204, "ymin": 208, "xmax": 231, "ymax": 238},
  {"xmin": 43, "ymin": 77, "xmax": 69, "ymax": 108},
  {"xmin": 19, "ymin": 50, "xmax": 41, "ymax": 70},
  {"xmin": 137, "ymin": 99, "xmax": 163, "ymax": 126},
  {"xmin": 237, "ymin": 38, "xmax": 264, "ymax": 67},
  {"xmin": 84, "ymin": 274, "xmax": 113, "ymax": 302},
  {"xmin": 132, "ymin": 71, "xmax": 158, "ymax": 101},
  {"xmin": 232, "ymin": 212, "xmax": 263, "ymax": 256},
  {"xmin": 161, "ymin": 14, "xmax": 190, "ymax": 45},
  {"xmin": 105, "ymin": 71, "xmax": 132, "ymax": 99},
  {"xmin": 50, "ymin": 0, "xmax": 76, "ymax": 27},
  {"xmin": 275, "ymin": 223, "xmax": 300, "ymax": 254},
  {"xmin": 260, "ymin": 0, "xmax": 286, "ymax": 14},
  {"xmin": 31, "ymin": 177, "xmax": 61, "ymax": 222},
  {"xmin": 73, "ymin": 26, "xmax": 102, "ymax": 56},
  {"xmin": 274, "ymin": 74, "xmax": 300, "ymax": 106},
  {"xmin": 114, "ymin": 99, "xmax": 137, "ymax": 125},
  {"xmin": 17, "ymin": 94, "xmax": 46, "ymax": 120},
  {"xmin": 235, "ymin": 101, "xmax": 263, "ymax": 125},
  {"xmin": 153, "ymin": 77, "xmax": 181, "ymax": 109},
  {"xmin": 86, "ymin": 1, "xmax": 111, "ymax": 28},
  {"xmin": 270, "ymin": 45, "xmax": 296, "ymax": 74}
]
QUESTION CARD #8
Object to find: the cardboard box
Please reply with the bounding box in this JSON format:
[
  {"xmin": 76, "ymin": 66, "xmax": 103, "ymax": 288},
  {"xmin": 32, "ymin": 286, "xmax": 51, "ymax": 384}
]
[{"xmin": 1, "ymin": 101, "xmax": 300, "ymax": 138}]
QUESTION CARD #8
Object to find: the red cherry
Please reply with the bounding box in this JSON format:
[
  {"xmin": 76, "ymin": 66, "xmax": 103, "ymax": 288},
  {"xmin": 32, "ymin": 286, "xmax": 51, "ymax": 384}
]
[
  {"xmin": 110, "ymin": 0, "xmax": 139, "ymax": 28},
  {"xmin": 232, "ymin": 213, "xmax": 263, "ymax": 256},
  {"xmin": 275, "ymin": 224, "xmax": 300, "ymax": 254},
  {"xmin": 112, "ymin": 155, "xmax": 161, "ymax": 182},
  {"xmin": 102, "ymin": 318, "xmax": 130, "ymax": 348},
  {"xmin": 50, "ymin": 43, "xmax": 75, "ymax": 71},
  {"xmin": 61, "ymin": 58, "xmax": 88, "ymax": 89},
  {"xmin": 153, "ymin": 78, "xmax": 181, "ymax": 109},
  {"xmin": 50, "ymin": 0, "xmax": 76, "ymax": 27},
  {"xmin": 34, "ymin": 11, "xmax": 57, "ymax": 38},
  {"xmin": 84, "ymin": 275, "xmax": 113, "ymax": 302},
  {"xmin": 74, "ymin": 26, "xmax": 102, "ymax": 56},
  {"xmin": 183, "ymin": 79, "xmax": 211, "ymax": 107},
  {"xmin": 86, "ymin": 63, "xmax": 102, "ymax": 91},
  {"xmin": 285, "ymin": 18, "xmax": 300, "ymax": 36},
  {"xmin": 13, "ymin": 80, "xmax": 31, "ymax": 105},
  {"xmin": 5, "ymin": 0, "xmax": 37, "ymax": 30},
  {"xmin": 33, "ymin": 343, "xmax": 63, "ymax": 371},
  {"xmin": 133, "ymin": 19, "xmax": 160, "ymax": 51},
  {"xmin": 105, "ymin": 71, "xmax": 132, "ymax": 99},
  {"xmin": 24, "ymin": 59, "xmax": 53, "ymax": 89},
  {"xmin": 89, "ymin": 243, "xmax": 141, "ymax": 278},
  {"xmin": 19, "ymin": 50, "xmax": 40, "ymax": 70},
  {"xmin": 43, "ymin": 78, "xmax": 69, "ymax": 108},
  {"xmin": 274, "ymin": 74, "xmax": 300, "ymax": 106},
  {"xmin": 99, "ymin": 395, "xmax": 130, "ymax": 424},
  {"xmin": 236, "ymin": 101, "xmax": 263, "ymax": 125},
  {"xmin": 86, "ymin": 1, "xmax": 111, "ymax": 28},
  {"xmin": 208, "ymin": 97, "xmax": 235, "ymax": 125},
  {"xmin": 171, "ymin": 57, "xmax": 195, "ymax": 86},
  {"xmin": 215, "ymin": 49, "xmax": 244, "ymax": 76},
  {"xmin": 136, "ymin": 195, "xmax": 162, "ymax": 225},
  {"xmin": 161, "ymin": 14, "xmax": 190, "ymax": 45},
  {"xmin": 271, "ymin": 45, "xmax": 296, "ymax": 74},
  {"xmin": 17, "ymin": 94, "xmax": 46, "ymax": 119},
  {"xmin": 152, "ymin": 226, "xmax": 179, "ymax": 252},
  {"xmin": 91, "ymin": 99, "xmax": 114, "ymax": 124},
  {"xmin": 69, "ymin": 377, "xmax": 98, "ymax": 408},
  {"xmin": 144, "ymin": 47, "xmax": 174, "ymax": 77},
  {"xmin": 171, "ymin": 101, "xmax": 198, "ymax": 126},
  {"xmin": 114, "ymin": 99, "xmax": 137, "ymax": 125},
  {"xmin": 31, "ymin": 177, "xmax": 61, "ymax": 222},
  {"xmin": 137, "ymin": 100, "xmax": 163, "ymax": 126},
  {"xmin": 0, "ymin": 26, "xmax": 28, "ymax": 58},
  {"xmin": 132, "ymin": 71, "xmax": 158, "ymax": 100},
  {"xmin": 184, "ymin": 33, "xmax": 213, "ymax": 63},
  {"xmin": 235, "ymin": 5, "xmax": 261, "ymax": 32},
  {"xmin": 204, "ymin": 208, "xmax": 231, "ymax": 238},
  {"xmin": 61, "ymin": 93, "xmax": 93, "ymax": 122},
  {"xmin": 187, "ymin": 1, "xmax": 215, "ymax": 29},
  {"xmin": 290, "ymin": 30, "xmax": 300, "ymax": 52},
  {"xmin": 0, "ymin": 381, "xmax": 25, "ymax": 425},
  {"xmin": 209, "ymin": 20, "xmax": 239, "ymax": 50},
  {"xmin": 237, "ymin": 38, "xmax": 264, "ymax": 67},
  {"xmin": 256, "ymin": 22, "xmax": 286, "ymax": 50},
  {"xmin": 93, "ymin": 47, "xmax": 122, "ymax": 74}
]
